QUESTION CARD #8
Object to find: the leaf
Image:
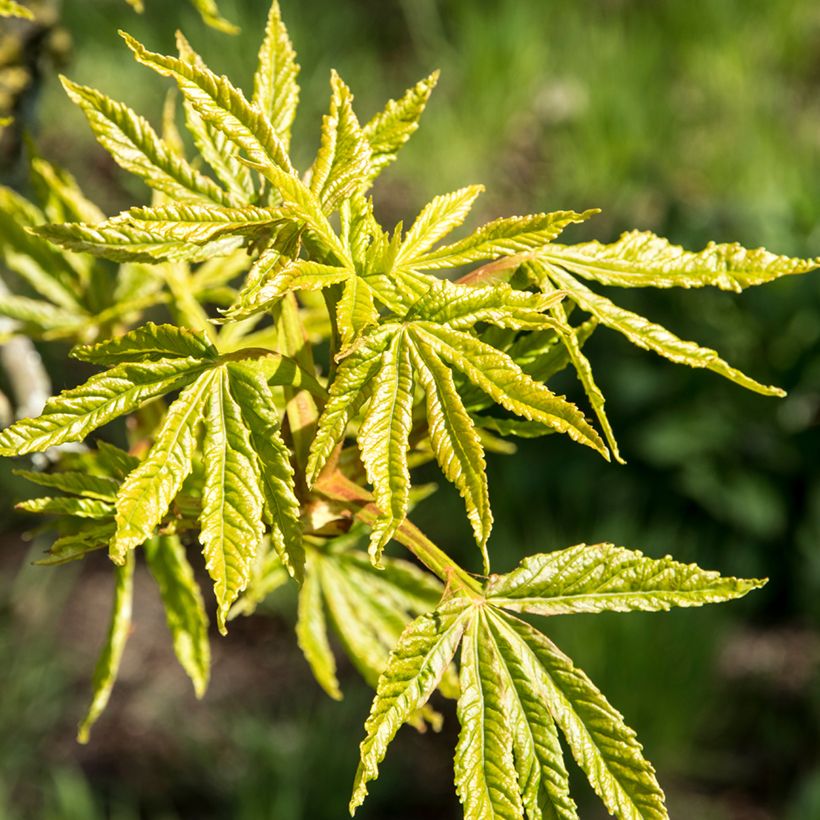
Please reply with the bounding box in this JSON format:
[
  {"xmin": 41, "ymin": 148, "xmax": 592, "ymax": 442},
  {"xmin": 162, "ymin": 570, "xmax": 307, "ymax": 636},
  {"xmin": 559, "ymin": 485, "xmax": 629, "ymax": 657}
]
[
  {"xmin": 252, "ymin": 0, "xmax": 300, "ymax": 149},
  {"xmin": 227, "ymin": 254, "xmax": 349, "ymax": 320},
  {"xmin": 0, "ymin": 356, "xmax": 208, "ymax": 456},
  {"xmin": 144, "ymin": 534, "xmax": 211, "ymax": 698},
  {"xmin": 541, "ymin": 285, "xmax": 622, "ymax": 463},
  {"xmin": 415, "ymin": 323, "xmax": 608, "ymax": 457},
  {"xmin": 227, "ymin": 362, "xmax": 304, "ymax": 579},
  {"xmin": 13, "ymin": 469, "xmax": 119, "ymax": 501},
  {"xmin": 407, "ymin": 278, "xmax": 565, "ymax": 332},
  {"xmin": 396, "ymin": 185, "xmax": 484, "ymax": 266},
  {"xmin": 17, "ymin": 496, "xmax": 114, "ymax": 519},
  {"xmin": 36, "ymin": 522, "xmax": 116, "ymax": 566},
  {"xmin": 61, "ymin": 77, "xmax": 234, "ymax": 207},
  {"xmin": 306, "ymin": 329, "xmax": 391, "ymax": 485},
  {"xmin": 29, "ymin": 156, "xmax": 105, "ymax": 225},
  {"xmin": 545, "ymin": 263, "xmax": 786, "ymax": 397},
  {"xmin": 296, "ymin": 556, "xmax": 342, "ymax": 700},
  {"xmin": 350, "ymin": 602, "xmax": 470, "ymax": 813},
  {"xmin": 363, "ymin": 71, "xmax": 439, "ymax": 181},
  {"xmin": 358, "ymin": 332, "xmax": 415, "ymax": 562},
  {"xmin": 0, "ymin": 186, "xmax": 83, "ymax": 311},
  {"xmin": 491, "ymin": 613, "xmax": 667, "ymax": 819},
  {"xmin": 409, "ymin": 335, "xmax": 492, "ymax": 571},
  {"xmin": 71, "ymin": 322, "xmax": 217, "ymax": 365},
  {"xmin": 184, "ymin": 103, "xmax": 255, "ymax": 201},
  {"xmin": 486, "ymin": 615, "xmax": 578, "ymax": 820},
  {"xmin": 337, "ymin": 277, "xmax": 379, "ymax": 349},
  {"xmin": 77, "ymin": 551, "xmax": 135, "ymax": 743},
  {"xmin": 0, "ymin": 295, "xmax": 83, "ymax": 334},
  {"xmin": 96, "ymin": 441, "xmax": 140, "ymax": 479},
  {"xmin": 199, "ymin": 368, "xmax": 266, "ymax": 633},
  {"xmin": 310, "ymin": 71, "xmax": 372, "ymax": 212},
  {"xmin": 455, "ymin": 611, "xmax": 524, "ymax": 819},
  {"xmin": 122, "ymin": 32, "xmax": 293, "ymax": 175},
  {"xmin": 35, "ymin": 220, "xmax": 243, "ymax": 264},
  {"xmin": 104, "ymin": 203, "xmax": 286, "ymax": 243},
  {"xmin": 296, "ymin": 540, "xmax": 448, "ymax": 700},
  {"xmin": 409, "ymin": 209, "xmax": 599, "ymax": 271},
  {"xmin": 111, "ymin": 369, "xmax": 214, "ymax": 561},
  {"xmin": 486, "ymin": 543, "xmax": 766, "ymax": 616},
  {"xmin": 542, "ymin": 230, "xmax": 820, "ymax": 293}
]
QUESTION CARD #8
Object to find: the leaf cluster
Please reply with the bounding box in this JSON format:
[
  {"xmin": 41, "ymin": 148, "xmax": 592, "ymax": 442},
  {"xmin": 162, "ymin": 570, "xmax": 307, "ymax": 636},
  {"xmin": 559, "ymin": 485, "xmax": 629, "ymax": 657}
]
[{"xmin": 0, "ymin": 3, "xmax": 814, "ymax": 817}]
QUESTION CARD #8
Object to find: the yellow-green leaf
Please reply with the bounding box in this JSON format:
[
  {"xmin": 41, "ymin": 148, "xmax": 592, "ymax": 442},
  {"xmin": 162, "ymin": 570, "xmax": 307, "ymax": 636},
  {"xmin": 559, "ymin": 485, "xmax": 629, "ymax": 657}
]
[
  {"xmin": 0, "ymin": 356, "xmax": 208, "ymax": 456},
  {"xmin": 61, "ymin": 77, "xmax": 234, "ymax": 207},
  {"xmin": 111, "ymin": 369, "xmax": 214, "ymax": 561},
  {"xmin": 543, "ymin": 230, "xmax": 820, "ymax": 293},
  {"xmin": 545, "ymin": 263, "xmax": 786, "ymax": 397},
  {"xmin": 77, "ymin": 551, "xmax": 135, "ymax": 743},
  {"xmin": 144, "ymin": 534, "xmax": 211, "ymax": 698},
  {"xmin": 199, "ymin": 368, "xmax": 266, "ymax": 633},
  {"xmin": 252, "ymin": 0, "xmax": 300, "ymax": 150},
  {"xmin": 486, "ymin": 543, "xmax": 767, "ymax": 616},
  {"xmin": 358, "ymin": 331, "xmax": 415, "ymax": 563}
]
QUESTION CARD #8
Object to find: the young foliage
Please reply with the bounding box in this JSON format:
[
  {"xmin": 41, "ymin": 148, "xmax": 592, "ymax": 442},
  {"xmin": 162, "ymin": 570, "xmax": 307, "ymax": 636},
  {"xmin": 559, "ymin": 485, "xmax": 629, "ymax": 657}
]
[
  {"xmin": 350, "ymin": 546, "xmax": 764, "ymax": 818},
  {"xmin": 1, "ymin": 2, "xmax": 815, "ymax": 816}
]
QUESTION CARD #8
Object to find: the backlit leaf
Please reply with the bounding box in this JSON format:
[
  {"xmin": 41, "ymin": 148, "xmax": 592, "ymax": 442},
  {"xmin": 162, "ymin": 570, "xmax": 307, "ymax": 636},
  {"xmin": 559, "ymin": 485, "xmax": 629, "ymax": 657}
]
[
  {"xmin": 545, "ymin": 263, "xmax": 786, "ymax": 397},
  {"xmin": 61, "ymin": 77, "xmax": 234, "ymax": 206},
  {"xmin": 486, "ymin": 543, "xmax": 766, "ymax": 616},
  {"xmin": 350, "ymin": 602, "xmax": 470, "ymax": 813},
  {"xmin": 363, "ymin": 71, "xmax": 439, "ymax": 180},
  {"xmin": 111, "ymin": 369, "xmax": 214, "ymax": 561},
  {"xmin": 77, "ymin": 551, "xmax": 135, "ymax": 743},
  {"xmin": 542, "ymin": 230, "xmax": 820, "ymax": 293},
  {"xmin": 144, "ymin": 534, "xmax": 211, "ymax": 697},
  {"xmin": 253, "ymin": 0, "xmax": 300, "ymax": 149},
  {"xmin": 199, "ymin": 368, "xmax": 266, "ymax": 633},
  {"xmin": 0, "ymin": 356, "xmax": 208, "ymax": 456}
]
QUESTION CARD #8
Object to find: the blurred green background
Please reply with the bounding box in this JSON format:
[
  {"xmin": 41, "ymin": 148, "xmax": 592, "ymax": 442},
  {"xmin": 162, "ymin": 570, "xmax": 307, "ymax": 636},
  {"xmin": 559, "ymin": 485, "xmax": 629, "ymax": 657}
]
[{"xmin": 2, "ymin": 0, "xmax": 820, "ymax": 817}]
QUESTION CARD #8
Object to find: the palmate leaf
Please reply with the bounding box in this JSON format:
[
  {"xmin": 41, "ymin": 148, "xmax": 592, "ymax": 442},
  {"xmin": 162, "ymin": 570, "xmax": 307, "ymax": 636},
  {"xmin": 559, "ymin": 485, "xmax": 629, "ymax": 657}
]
[
  {"xmin": 0, "ymin": 324, "xmax": 304, "ymax": 628},
  {"xmin": 307, "ymin": 288, "xmax": 606, "ymax": 566},
  {"xmin": 351, "ymin": 544, "xmax": 765, "ymax": 818}
]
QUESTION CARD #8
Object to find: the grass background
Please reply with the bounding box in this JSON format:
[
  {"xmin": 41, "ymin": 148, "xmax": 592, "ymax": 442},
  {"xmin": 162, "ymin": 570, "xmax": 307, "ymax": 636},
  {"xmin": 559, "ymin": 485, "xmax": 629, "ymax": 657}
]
[{"xmin": 2, "ymin": 0, "xmax": 820, "ymax": 817}]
